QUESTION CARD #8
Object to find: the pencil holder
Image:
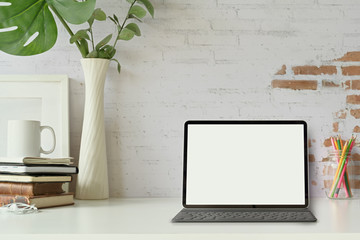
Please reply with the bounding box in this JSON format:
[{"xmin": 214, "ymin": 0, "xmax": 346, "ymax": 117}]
[{"xmin": 325, "ymin": 150, "xmax": 358, "ymax": 199}]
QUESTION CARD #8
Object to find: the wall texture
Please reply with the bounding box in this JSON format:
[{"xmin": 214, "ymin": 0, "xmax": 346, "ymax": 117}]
[
  {"xmin": 272, "ymin": 51, "xmax": 360, "ymax": 194},
  {"xmin": 1, "ymin": 0, "xmax": 360, "ymax": 197}
]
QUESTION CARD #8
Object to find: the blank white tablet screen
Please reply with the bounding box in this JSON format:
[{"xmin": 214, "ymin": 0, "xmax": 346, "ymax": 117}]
[{"xmin": 186, "ymin": 124, "xmax": 305, "ymax": 205}]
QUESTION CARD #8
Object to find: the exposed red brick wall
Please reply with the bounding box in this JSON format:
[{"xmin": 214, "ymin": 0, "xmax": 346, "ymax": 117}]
[
  {"xmin": 271, "ymin": 80, "xmax": 317, "ymax": 90},
  {"xmin": 353, "ymin": 126, "xmax": 360, "ymax": 133},
  {"xmin": 272, "ymin": 51, "xmax": 360, "ymax": 192},
  {"xmin": 323, "ymin": 138, "xmax": 332, "ymax": 147},
  {"xmin": 308, "ymin": 154, "xmax": 315, "ymax": 162},
  {"xmin": 292, "ymin": 65, "xmax": 337, "ymax": 75},
  {"xmin": 347, "ymin": 95, "xmax": 360, "ymax": 104},
  {"xmin": 333, "ymin": 122, "xmax": 339, "ymax": 132},
  {"xmin": 275, "ymin": 65, "xmax": 286, "ymax": 75},
  {"xmin": 308, "ymin": 139, "xmax": 315, "ymax": 148},
  {"xmin": 273, "ymin": 51, "xmax": 360, "ymax": 132},
  {"xmin": 342, "ymin": 66, "xmax": 360, "ymax": 76},
  {"xmin": 323, "ymin": 80, "xmax": 340, "ymax": 88},
  {"xmin": 345, "ymin": 80, "xmax": 360, "ymax": 90},
  {"xmin": 334, "ymin": 110, "xmax": 347, "ymax": 119},
  {"xmin": 350, "ymin": 109, "xmax": 360, "ymax": 119},
  {"xmin": 335, "ymin": 52, "xmax": 360, "ymax": 62}
]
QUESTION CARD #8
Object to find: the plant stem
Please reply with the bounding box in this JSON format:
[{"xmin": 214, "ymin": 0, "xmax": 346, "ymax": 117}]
[
  {"xmin": 49, "ymin": 5, "xmax": 84, "ymax": 57},
  {"xmin": 89, "ymin": 26, "xmax": 95, "ymax": 51},
  {"xmin": 113, "ymin": 0, "xmax": 137, "ymax": 48}
]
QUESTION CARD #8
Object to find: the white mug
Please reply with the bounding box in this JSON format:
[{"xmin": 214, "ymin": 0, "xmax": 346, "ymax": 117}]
[{"xmin": 7, "ymin": 120, "xmax": 56, "ymax": 158}]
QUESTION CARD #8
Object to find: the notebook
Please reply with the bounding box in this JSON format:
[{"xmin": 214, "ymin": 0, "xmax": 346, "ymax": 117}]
[
  {"xmin": 0, "ymin": 164, "xmax": 78, "ymax": 175},
  {"xmin": 172, "ymin": 120, "xmax": 317, "ymax": 222}
]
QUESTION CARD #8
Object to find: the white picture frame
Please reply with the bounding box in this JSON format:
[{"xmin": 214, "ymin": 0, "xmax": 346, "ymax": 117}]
[{"xmin": 0, "ymin": 75, "xmax": 69, "ymax": 158}]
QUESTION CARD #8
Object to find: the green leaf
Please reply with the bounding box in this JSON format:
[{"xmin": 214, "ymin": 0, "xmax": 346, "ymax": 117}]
[
  {"xmin": 111, "ymin": 58, "xmax": 121, "ymax": 73},
  {"xmin": 94, "ymin": 8, "xmax": 106, "ymax": 21},
  {"xmin": 138, "ymin": 0, "xmax": 154, "ymax": 18},
  {"xmin": 98, "ymin": 49, "xmax": 108, "ymax": 59},
  {"xmin": 0, "ymin": 0, "xmax": 95, "ymax": 56},
  {"xmin": 95, "ymin": 34, "xmax": 112, "ymax": 51},
  {"xmin": 126, "ymin": 0, "xmax": 136, "ymax": 4},
  {"xmin": 97, "ymin": 45, "xmax": 115, "ymax": 59},
  {"xmin": 88, "ymin": 8, "xmax": 106, "ymax": 26},
  {"xmin": 108, "ymin": 16, "xmax": 117, "ymax": 25},
  {"xmin": 88, "ymin": 16, "xmax": 94, "ymax": 26},
  {"xmin": 79, "ymin": 38, "xmax": 89, "ymax": 58},
  {"xmin": 0, "ymin": 0, "xmax": 57, "ymax": 56},
  {"xmin": 113, "ymin": 14, "xmax": 119, "ymax": 24},
  {"xmin": 128, "ymin": 5, "xmax": 146, "ymax": 19},
  {"xmin": 125, "ymin": 23, "xmax": 141, "ymax": 36},
  {"xmin": 118, "ymin": 28, "xmax": 135, "ymax": 41},
  {"xmin": 128, "ymin": 14, "xmax": 143, "ymax": 23},
  {"xmin": 69, "ymin": 29, "xmax": 90, "ymax": 44},
  {"xmin": 102, "ymin": 45, "xmax": 116, "ymax": 58},
  {"xmin": 47, "ymin": 0, "xmax": 96, "ymax": 24},
  {"xmin": 86, "ymin": 49, "xmax": 98, "ymax": 58}
]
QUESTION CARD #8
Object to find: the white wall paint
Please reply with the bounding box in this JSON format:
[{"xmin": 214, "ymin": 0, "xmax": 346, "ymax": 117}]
[{"xmin": 1, "ymin": 0, "xmax": 360, "ymax": 197}]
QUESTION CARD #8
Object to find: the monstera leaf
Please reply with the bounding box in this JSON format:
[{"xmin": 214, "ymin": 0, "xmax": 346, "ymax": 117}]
[{"xmin": 0, "ymin": 0, "xmax": 95, "ymax": 56}]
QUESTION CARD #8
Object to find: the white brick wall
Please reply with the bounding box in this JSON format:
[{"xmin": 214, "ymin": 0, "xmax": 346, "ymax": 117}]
[{"xmin": 1, "ymin": 0, "xmax": 360, "ymax": 197}]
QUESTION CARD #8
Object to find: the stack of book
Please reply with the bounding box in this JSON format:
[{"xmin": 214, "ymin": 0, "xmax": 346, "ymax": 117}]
[{"xmin": 0, "ymin": 157, "xmax": 78, "ymax": 208}]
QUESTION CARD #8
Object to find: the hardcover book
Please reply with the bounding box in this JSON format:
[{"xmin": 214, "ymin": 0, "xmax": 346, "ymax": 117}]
[
  {"xmin": 0, "ymin": 174, "xmax": 72, "ymax": 183},
  {"xmin": 0, "ymin": 157, "xmax": 73, "ymax": 165},
  {"xmin": 0, "ymin": 164, "xmax": 78, "ymax": 175},
  {"xmin": 0, "ymin": 182, "xmax": 64, "ymax": 196},
  {"xmin": 0, "ymin": 193, "xmax": 74, "ymax": 208}
]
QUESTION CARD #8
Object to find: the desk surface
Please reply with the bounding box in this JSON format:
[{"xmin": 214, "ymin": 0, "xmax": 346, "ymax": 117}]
[{"xmin": 1, "ymin": 198, "xmax": 360, "ymax": 239}]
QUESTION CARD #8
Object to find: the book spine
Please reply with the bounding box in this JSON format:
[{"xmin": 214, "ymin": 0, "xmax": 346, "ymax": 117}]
[
  {"xmin": 0, "ymin": 182, "xmax": 65, "ymax": 196},
  {"xmin": 0, "ymin": 182, "xmax": 35, "ymax": 196},
  {"xmin": 0, "ymin": 195, "xmax": 30, "ymax": 206}
]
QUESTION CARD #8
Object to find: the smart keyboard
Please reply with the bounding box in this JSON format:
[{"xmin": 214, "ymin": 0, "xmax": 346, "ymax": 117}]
[{"xmin": 172, "ymin": 208, "xmax": 317, "ymax": 222}]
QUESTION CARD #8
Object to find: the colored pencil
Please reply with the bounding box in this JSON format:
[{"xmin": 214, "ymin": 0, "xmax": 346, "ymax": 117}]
[
  {"xmin": 336, "ymin": 137, "xmax": 355, "ymax": 197},
  {"xmin": 331, "ymin": 138, "xmax": 353, "ymax": 198},
  {"xmin": 330, "ymin": 140, "xmax": 348, "ymax": 197},
  {"xmin": 334, "ymin": 156, "xmax": 350, "ymax": 198},
  {"xmin": 339, "ymin": 136, "xmax": 343, "ymax": 150},
  {"xmin": 330, "ymin": 137, "xmax": 349, "ymax": 197},
  {"xmin": 336, "ymin": 137, "xmax": 351, "ymax": 197}
]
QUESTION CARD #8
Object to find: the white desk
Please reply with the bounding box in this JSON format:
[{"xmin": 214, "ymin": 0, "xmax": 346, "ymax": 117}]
[{"xmin": 1, "ymin": 198, "xmax": 360, "ymax": 240}]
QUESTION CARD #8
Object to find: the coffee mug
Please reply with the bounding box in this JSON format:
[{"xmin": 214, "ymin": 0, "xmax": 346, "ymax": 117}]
[{"xmin": 7, "ymin": 120, "xmax": 56, "ymax": 158}]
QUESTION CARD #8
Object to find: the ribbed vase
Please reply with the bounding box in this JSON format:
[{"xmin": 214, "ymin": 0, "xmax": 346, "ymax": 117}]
[{"xmin": 76, "ymin": 58, "xmax": 110, "ymax": 199}]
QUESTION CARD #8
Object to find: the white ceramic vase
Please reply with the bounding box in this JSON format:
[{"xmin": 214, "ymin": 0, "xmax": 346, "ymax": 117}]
[{"xmin": 76, "ymin": 58, "xmax": 110, "ymax": 200}]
